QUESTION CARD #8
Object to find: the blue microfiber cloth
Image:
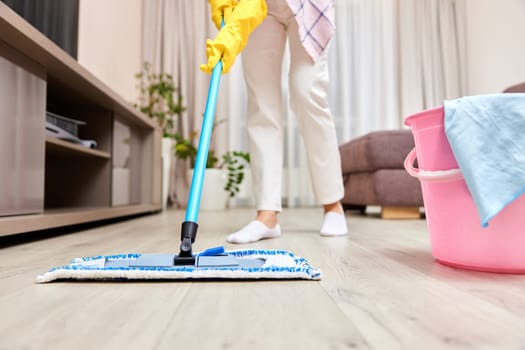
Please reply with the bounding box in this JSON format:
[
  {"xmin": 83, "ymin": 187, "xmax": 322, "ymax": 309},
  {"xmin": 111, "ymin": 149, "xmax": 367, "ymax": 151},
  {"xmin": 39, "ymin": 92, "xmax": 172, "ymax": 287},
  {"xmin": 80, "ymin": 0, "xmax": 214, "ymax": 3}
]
[
  {"xmin": 36, "ymin": 248, "xmax": 322, "ymax": 283},
  {"xmin": 444, "ymin": 93, "xmax": 525, "ymax": 227}
]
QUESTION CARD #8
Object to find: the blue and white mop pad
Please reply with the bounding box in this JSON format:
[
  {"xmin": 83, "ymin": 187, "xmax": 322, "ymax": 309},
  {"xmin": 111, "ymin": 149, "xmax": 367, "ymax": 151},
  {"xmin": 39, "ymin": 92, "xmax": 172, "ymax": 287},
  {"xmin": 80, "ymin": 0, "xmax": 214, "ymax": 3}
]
[
  {"xmin": 444, "ymin": 93, "xmax": 525, "ymax": 227},
  {"xmin": 35, "ymin": 247, "xmax": 322, "ymax": 283}
]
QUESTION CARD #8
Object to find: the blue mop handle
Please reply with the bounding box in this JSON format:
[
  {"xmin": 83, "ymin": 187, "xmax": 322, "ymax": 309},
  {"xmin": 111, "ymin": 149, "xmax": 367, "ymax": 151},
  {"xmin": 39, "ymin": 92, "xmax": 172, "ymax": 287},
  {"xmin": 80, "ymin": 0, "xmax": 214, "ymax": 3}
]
[{"xmin": 185, "ymin": 26, "xmax": 224, "ymax": 223}]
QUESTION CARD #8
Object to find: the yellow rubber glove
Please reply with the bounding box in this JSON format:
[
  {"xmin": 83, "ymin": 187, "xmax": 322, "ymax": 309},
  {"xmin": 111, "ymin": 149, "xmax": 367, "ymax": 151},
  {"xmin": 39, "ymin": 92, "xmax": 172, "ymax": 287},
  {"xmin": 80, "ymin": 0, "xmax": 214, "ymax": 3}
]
[
  {"xmin": 209, "ymin": 0, "xmax": 237, "ymax": 30},
  {"xmin": 200, "ymin": 0, "xmax": 267, "ymax": 74}
]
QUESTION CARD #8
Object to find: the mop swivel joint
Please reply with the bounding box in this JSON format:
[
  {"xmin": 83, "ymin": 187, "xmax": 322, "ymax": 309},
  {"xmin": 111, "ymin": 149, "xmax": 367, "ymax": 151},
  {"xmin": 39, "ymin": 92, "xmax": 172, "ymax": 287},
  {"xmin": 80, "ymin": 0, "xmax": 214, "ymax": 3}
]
[{"xmin": 174, "ymin": 221, "xmax": 198, "ymax": 265}]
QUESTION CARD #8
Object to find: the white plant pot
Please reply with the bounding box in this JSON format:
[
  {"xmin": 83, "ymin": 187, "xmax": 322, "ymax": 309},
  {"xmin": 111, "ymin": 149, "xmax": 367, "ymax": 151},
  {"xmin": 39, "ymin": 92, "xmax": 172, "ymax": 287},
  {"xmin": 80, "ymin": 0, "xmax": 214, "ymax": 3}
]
[
  {"xmin": 187, "ymin": 168, "xmax": 229, "ymax": 211},
  {"xmin": 161, "ymin": 138, "xmax": 173, "ymax": 210}
]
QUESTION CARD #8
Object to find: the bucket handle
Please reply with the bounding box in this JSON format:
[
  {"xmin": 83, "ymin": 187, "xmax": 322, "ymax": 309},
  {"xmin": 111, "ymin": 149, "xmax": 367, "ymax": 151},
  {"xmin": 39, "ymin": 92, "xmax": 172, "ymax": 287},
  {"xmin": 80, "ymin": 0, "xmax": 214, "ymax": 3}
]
[{"xmin": 404, "ymin": 148, "xmax": 464, "ymax": 182}]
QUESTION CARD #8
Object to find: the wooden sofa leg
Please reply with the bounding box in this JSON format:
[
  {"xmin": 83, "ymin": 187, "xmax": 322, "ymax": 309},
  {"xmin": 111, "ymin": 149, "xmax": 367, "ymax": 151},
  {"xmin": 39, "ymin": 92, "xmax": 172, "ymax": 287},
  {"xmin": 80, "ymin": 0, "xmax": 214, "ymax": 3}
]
[{"xmin": 381, "ymin": 206, "xmax": 421, "ymax": 219}]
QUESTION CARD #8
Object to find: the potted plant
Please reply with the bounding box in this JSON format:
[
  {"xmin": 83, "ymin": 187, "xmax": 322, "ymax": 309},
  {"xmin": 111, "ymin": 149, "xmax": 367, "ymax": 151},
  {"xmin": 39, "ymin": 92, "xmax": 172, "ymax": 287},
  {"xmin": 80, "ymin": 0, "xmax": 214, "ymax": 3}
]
[
  {"xmin": 174, "ymin": 124, "xmax": 251, "ymax": 210},
  {"xmin": 135, "ymin": 61, "xmax": 185, "ymax": 138},
  {"xmin": 134, "ymin": 61, "xmax": 185, "ymax": 209}
]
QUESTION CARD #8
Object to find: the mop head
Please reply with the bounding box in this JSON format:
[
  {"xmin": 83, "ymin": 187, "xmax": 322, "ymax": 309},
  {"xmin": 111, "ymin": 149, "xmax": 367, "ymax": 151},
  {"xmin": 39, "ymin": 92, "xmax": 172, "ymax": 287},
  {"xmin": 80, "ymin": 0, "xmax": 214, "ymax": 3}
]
[{"xmin": 36, "ymin": 248, "xmax": 322, "ymax": 283}]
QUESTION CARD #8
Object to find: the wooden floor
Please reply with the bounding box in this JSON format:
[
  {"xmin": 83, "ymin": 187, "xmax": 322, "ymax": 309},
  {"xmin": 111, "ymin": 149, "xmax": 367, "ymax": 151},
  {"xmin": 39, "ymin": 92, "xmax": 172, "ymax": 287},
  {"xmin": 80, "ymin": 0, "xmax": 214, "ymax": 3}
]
[{"xmin": 1, "ymin": 208, "xmax": 525, "ymax": 350}]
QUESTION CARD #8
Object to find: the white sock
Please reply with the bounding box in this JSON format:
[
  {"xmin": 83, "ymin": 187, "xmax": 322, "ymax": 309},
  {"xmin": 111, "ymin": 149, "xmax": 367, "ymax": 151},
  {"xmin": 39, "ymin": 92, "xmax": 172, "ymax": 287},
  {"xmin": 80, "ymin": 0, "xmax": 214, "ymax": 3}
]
[
  {"xmin": 320, "ymin": 212, "xmax": 348, "ymax": 236},
  {"xmin": 226, "ymin": 220, "xmax": 281, "ymax": 244}
]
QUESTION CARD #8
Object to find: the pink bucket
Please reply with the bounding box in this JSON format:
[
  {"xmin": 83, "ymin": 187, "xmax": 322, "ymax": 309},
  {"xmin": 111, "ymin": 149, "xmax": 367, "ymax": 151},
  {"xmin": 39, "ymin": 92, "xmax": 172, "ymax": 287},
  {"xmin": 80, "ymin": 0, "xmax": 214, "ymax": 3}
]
[{"xmin": 404, "ymin": 106, "xmax": 525, "ymax": 273}]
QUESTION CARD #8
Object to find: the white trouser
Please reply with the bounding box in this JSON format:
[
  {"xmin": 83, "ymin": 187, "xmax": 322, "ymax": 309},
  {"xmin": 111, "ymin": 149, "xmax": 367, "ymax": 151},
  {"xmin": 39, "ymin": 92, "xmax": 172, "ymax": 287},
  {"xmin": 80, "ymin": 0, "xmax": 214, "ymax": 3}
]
[{"xmin": 241, "ymin": 0, "xmax": 344, "ymax": 212}]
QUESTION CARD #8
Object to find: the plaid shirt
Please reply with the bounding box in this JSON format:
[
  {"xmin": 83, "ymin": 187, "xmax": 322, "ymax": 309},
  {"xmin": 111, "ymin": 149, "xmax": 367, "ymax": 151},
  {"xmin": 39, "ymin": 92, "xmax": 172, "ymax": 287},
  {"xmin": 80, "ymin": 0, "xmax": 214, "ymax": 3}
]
[{"xmin": 286, "ymin": 0, "xmax": 335, "ymax": 61}]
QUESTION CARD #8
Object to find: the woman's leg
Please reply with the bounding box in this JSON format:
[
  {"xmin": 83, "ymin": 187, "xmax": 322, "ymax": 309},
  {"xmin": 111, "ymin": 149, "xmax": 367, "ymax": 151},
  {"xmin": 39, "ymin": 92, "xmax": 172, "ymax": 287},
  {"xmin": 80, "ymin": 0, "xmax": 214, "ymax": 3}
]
[
  {"xmin": 227, "ymin": 0, "xmax": 288, "ymax": 243},
  {"xmin": 286, "ymin": 18, "xmax": 347, "ymax": 235}
]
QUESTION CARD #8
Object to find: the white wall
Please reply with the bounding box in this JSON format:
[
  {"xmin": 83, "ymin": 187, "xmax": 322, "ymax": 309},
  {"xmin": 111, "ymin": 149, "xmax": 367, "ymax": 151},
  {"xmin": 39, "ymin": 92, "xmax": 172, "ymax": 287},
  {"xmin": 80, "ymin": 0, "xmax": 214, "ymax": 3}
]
[
  {"xmin": 465, "ymin": 0, "xmax": 525, "ymax": 94},
  {"xmin": 77, "ymin": 0, "xmax": 143, "ymax": 103}
]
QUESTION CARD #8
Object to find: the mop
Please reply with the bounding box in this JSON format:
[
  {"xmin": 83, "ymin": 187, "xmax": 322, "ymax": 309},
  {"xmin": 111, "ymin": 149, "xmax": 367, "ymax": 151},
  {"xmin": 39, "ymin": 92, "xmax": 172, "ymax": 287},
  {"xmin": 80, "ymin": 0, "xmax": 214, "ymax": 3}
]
[{"xmin": 36, "ymin": 45, "xmax": 322, "ymax": 283}]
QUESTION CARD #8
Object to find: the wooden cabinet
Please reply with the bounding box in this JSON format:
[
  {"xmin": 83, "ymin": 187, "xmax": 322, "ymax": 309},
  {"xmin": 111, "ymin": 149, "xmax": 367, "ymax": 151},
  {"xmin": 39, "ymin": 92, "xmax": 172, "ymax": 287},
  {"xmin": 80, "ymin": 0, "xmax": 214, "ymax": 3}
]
[
  {"xmin": 0, "ymin": 3, "xmax": 162, "ymax": 237},
  {"xmin": 0, "ymin": 50, "xmax": 46, "ymax": 217}
]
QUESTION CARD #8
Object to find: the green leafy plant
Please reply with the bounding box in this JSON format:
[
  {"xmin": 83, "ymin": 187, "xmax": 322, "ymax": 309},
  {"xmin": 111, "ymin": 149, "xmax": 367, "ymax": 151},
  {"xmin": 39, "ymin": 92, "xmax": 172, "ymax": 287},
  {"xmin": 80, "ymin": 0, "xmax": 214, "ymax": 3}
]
[
  {"xmin": 174, "ymin": 124, "xmax": 250, "ymax": 198},
  {"xmin": 135, "ymin": 62, "xmax": 250, "ymax": 199},
  {"xmin": 134, "ymin": 61, "xmax": 185, "ymax": 138},
  {"xmin": 222, "ymin": 151, "xmax": 250, "ymax": 197}
]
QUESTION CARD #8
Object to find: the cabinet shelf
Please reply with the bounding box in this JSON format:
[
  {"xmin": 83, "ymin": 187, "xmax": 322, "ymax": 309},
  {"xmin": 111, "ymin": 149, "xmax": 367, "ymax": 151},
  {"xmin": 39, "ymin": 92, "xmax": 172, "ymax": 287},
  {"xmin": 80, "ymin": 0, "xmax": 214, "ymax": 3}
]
[
  {"xmin": 0, "ymin": 204, "xmax": 159, "ymax": 237},
  {"xmin": 46, "ymin": 137, "xmax": 111, "ymax": 159}
]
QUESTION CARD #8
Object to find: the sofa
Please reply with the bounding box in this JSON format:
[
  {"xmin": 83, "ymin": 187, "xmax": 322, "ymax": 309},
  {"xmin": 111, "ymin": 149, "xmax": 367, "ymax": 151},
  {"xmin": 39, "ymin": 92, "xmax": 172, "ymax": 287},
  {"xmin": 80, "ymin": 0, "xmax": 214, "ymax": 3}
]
[{"xmin": 339, "ymin": 130, "xmax": 424, "ymax": 219}]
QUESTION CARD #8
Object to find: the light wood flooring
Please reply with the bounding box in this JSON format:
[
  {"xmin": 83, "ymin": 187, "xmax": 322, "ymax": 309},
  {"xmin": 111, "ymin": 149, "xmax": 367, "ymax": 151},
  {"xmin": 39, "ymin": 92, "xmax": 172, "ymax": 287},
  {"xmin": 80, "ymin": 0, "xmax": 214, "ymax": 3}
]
[{"xmin": 1, "ymin": 208, "xmax": 525, "ymax": 350}]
